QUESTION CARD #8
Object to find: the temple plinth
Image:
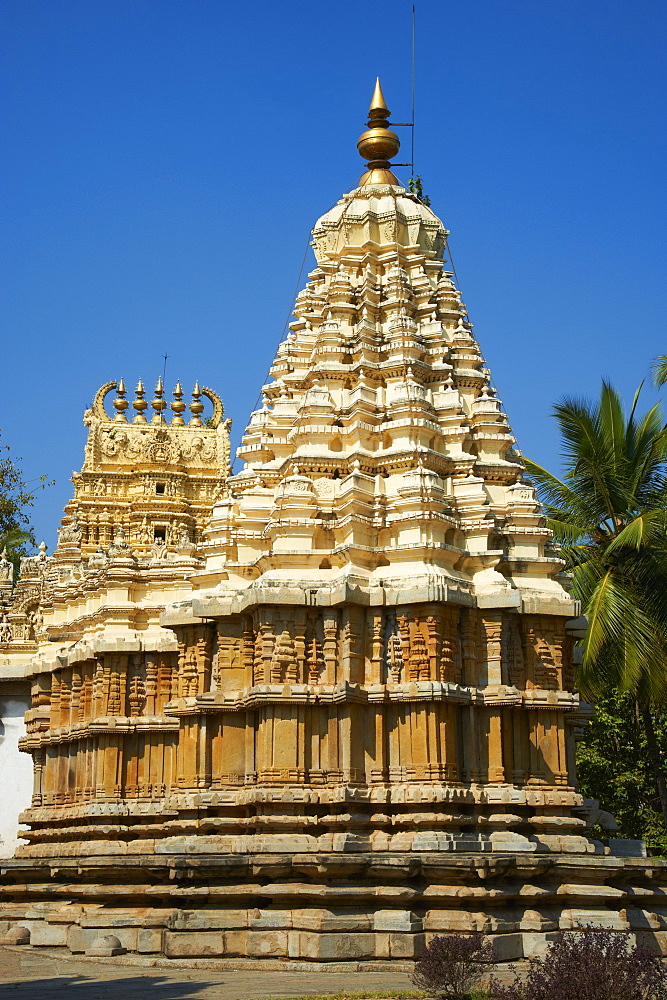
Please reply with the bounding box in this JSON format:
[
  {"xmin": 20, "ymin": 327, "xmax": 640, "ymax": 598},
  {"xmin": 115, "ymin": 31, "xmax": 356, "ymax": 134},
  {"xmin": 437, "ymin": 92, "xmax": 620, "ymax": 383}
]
[{"xmin": 1, "ymin": 83, "xmax": 666, "ymax": 966}]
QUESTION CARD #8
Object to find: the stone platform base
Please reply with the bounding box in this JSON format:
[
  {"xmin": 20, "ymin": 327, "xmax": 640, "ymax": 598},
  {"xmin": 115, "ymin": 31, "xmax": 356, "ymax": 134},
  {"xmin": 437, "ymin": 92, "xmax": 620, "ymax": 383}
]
[
  {"xmin": 0, "ymin": 942, "xmax": 418, "ymax": 972},
  {"xmin": 1, "ymin": 851, "xmax": 667, "ymax": 963}
]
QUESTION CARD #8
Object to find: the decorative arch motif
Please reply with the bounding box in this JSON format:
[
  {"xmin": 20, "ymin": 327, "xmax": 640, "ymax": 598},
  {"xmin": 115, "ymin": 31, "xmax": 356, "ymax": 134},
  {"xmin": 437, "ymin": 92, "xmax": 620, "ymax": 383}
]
[
  {"xmin": 201, "ymin": 387, "xmax": 224, "ymax": 427},
  {"xmin": 91, "ymin": 381, "xmax": 118, "ymax": 420}
]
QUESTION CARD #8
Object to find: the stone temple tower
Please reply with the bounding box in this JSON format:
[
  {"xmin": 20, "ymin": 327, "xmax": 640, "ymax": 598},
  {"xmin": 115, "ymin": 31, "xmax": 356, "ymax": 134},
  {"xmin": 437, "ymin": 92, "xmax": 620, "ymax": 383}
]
[
  {"xmin": 167, "ymin": 78, "xmax": 586, "ymax": 836},
  {"xmin": 1, "ymin": 81, "xmax": 665, "ymax": 964}
]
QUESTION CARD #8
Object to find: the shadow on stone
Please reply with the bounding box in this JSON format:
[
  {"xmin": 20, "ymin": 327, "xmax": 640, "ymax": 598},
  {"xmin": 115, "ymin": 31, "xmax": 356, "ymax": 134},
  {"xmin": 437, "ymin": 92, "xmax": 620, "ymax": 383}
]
[{"xmin": 0, "ymin": 976, "xmax": 218, "ymax": 999}]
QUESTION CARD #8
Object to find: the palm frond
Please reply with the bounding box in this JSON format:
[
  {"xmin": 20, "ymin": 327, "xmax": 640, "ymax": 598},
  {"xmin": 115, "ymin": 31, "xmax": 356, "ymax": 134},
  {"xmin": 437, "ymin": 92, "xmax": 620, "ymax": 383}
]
[
  {"xmin": 553, "ymin": 395, "xmax": 622, "ymax": 526},
  {"xmin": 528, "ymin": 378, "xmax": 667, "ymax": 708},
  {"xmin": 556, "ymin": 542, "xmax": 596, "ymax": 570},
  {"xmin": 543, "ymin": 518, "xmax": 589, "ymax": 545},
  {"xmin": 604, "ymin": 510, "xmax": 667, "ymax": 554},
  {"xmin": 577, "ymin": 570, "xmax": 665, "ymax": 699},
  {"xmin": 629, "ymin": 407, "xmax": 667, "ymax": 500},
  {"xmin": 599, "ymin": 379, "xmax": 627, "ymax": 473},
  {"xmin": 522, "ymin": 458, "xmax": 600, "ymax": 531}
]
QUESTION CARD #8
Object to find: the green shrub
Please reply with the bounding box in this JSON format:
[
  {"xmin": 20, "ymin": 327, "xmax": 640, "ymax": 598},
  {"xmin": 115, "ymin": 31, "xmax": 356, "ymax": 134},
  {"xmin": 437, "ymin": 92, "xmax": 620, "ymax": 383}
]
[
  {"xmin": 411, "ymin": 933, "xmax": 494, "ymax": 999},
  {"xmin": 489, "ymin": 928, "xmax": 667, "ymax": 999}
]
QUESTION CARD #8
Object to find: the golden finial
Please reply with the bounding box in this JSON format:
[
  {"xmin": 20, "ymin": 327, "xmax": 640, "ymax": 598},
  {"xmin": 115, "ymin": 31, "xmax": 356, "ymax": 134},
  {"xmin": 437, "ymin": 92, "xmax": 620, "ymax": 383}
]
[
  {"xmin": 132, "ymin": 379, "xmax": 148, "ymax": 423},
  {"xmin": 151, "ymin": 377, "xmax": 167, "ymax": 424},
  {"xmin": 357, "ymin": 77, "xmax": 400, "ymax": 187},
  {"xmin": 190, "ymin": 381, "xmax": 204, "ymax": 426},
  {"xmin": 112, "ymin": 378, "xmax": 129, "ymax": 422},
  {"xmin": 369, "ymin": 78, "xmax": 389, "ymax": 114},
  {"xmin": 171, "ymin": 381, "xmax": 186, "ymax": 425}
]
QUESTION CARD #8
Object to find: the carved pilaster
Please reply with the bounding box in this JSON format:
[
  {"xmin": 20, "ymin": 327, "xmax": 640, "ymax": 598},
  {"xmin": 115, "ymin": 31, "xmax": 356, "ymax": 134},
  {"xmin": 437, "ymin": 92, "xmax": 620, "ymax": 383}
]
[
  {"xmin": 397, "ymin": 613, "xmax": 410, "ymax": 679},
  {"xmin": 59, "ymin": 671, "xmax": 71, "ymax": 727},
  {"xmin": 425, "ymin": 612, "xmax": 440, "ymax": 681},
  {"xmin": 482, "ymin": 612, "xmax": 503, "ymax": 686},
  {"xmin": 31, "ymin": 749, "xmax": 45, "ymax": 806},
  {"xmin": 504, "ymin": 614, "xmax": 525, "ymax": 689},
  {"xmin": 441, "ymin": 607, "xmax": 458, "ymax": 683},
  {"xmin": 343, "ymin": 606, "xmax": 365, "ymax": 684},
  {"xmin": 323, "ymin": 613, "xmax": 338, "ymax": 683},
  {"xmin": 92, "ymin": 659, "xmax": 104, "ymax": 717},
  {"xmin": 253, "ymin": 622, "xmax": 265, "ymax": 685},
  {"xmin": 145, "ymin": 656, "xmax": 158, "ymax": 714},
  {"xmin": 408, "ymin": 626, "xmax": 429, "ymax": 681},
  {"xmin": 178, "ymin": 629, "xmax": 199, "ymax": 698},
  {"xmin": 49, "ymin": 672, "xmax": 61, "ymax": 729},
  {"xmin": 388, "ymin": 613, "xmax": 403, "ymax": 683},
  {"xmin": 271, "ymin": 629, "xmax": 297, "ymax": 683},
  {"xmin": 369, "ymin": 612, "xmax": 384, "ymax": 683},
  {"xmin": 70, "ymin": 666, "xmax": 82, "ymax": 724},
  {"xmin": 260, "ymin": 619, "xmax": 275, "ymax": 684},
  {"xmin": 195, "ymin": 624, "xmax": 213, "ymax": 693},
  {"xmin": 294, "ymin": 609, "xmax": 307, "ymax": 685},
  {"xmin": 460, "ymin": 609, "xmax": 478, "ymax": 687},
  {"xmin": 241, "ymin": 615, "xmax": 255, "ymax": 687},
  {"xmin": 81, "ymin": 667, "xmax": 93, "ymax": 721},
  {"xmin": 107, "ymin": 656, "xmax": 123, "ymax": 715},
  {"xmin": 306, "ymin": 613, "xmax": 323, "ymax": 685},
  {"xmin": 156, "ymin": 654, "xmax": 173, "ymax": 709},
  {"xmin": 128, "ymin": 654, "xmax": 145, "ymax": 716}
]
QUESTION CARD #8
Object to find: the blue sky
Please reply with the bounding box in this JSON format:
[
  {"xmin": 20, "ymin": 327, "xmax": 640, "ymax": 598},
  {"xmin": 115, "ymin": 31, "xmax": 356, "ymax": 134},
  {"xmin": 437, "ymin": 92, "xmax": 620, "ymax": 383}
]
[{"xmin": 2, "ymin": 0, "xmax": 666, "ymax": 548}]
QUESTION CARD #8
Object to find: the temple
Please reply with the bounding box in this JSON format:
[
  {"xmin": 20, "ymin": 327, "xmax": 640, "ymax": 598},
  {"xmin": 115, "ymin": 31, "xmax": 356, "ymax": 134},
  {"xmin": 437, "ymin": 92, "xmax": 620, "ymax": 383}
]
[{"xmin": 0, "ymin": 81, "xmax": 665, "ymax": 965}]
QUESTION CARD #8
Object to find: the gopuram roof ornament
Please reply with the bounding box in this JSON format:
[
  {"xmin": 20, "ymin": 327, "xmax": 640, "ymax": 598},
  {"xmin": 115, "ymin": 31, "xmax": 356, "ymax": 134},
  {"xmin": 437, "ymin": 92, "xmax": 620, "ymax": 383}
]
[
  {"xmin": 90, "ymin": 379, "xmax": 225, "ymax": 428},
  {"xmin": 357, "ymin": 77, "xmax": 401, "ymax": 186}
]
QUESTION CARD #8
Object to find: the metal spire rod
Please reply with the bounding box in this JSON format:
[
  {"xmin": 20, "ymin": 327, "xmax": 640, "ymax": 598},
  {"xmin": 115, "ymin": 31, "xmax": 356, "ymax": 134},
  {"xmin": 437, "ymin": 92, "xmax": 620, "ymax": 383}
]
[{"xmin": 411, "ymin": 4, "xmax": 416, "ymax": 172}]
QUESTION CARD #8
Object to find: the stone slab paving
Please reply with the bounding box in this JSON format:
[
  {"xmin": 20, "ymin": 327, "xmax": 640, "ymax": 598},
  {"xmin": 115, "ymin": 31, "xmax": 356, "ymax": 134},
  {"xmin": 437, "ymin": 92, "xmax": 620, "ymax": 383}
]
[{"xmin": 0, "ymin": 947, "xmax": 520, "ymax": 999}]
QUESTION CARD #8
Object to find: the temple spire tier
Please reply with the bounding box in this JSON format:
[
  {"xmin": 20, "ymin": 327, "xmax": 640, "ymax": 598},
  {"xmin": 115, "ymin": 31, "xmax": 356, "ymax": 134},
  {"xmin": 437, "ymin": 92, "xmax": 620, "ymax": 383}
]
[{"xmin": 201, "ymin": 86, "xmax": 566, "ymax": 612}]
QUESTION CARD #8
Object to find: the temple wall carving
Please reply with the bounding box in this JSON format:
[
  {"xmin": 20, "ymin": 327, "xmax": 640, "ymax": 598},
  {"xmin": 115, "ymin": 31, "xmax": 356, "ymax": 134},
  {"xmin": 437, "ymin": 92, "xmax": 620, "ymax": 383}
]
[
  {"xmin": 23, "ymin": 651, "xmax": 180, "ymax": 808},
  {"xmin": 14, "ymin": 603, "xmax": 585, "ymax": 860}
]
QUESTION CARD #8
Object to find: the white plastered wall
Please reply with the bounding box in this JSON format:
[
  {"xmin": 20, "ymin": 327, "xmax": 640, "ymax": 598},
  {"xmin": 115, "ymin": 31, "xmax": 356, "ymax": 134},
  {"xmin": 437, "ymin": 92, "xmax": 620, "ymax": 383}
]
[{"xmin": 0, "ymin": 692, "xmax": 32, "ymax": 858}]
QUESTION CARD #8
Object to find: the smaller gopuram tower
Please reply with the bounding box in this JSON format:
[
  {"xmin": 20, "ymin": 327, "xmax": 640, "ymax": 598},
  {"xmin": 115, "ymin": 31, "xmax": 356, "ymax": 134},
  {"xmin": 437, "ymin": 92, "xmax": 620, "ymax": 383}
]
[
  {"xmin": 0, "ymin": 378, "xmax": 229, "ymax": 846},
  {"xmin": 67, "ymin": 377, "xmax": 229, "ymax": 562},
  {"xmin": 1, "ymin": 83, "xmax": 665, "ymax": 966}
]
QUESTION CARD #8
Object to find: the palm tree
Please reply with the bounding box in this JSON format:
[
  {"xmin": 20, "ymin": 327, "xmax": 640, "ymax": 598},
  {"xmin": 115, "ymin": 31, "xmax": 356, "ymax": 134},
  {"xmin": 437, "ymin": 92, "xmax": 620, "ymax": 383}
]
[{"xmin": 524, "ymin": 381, "xmax": 667, "ymax": 824}]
